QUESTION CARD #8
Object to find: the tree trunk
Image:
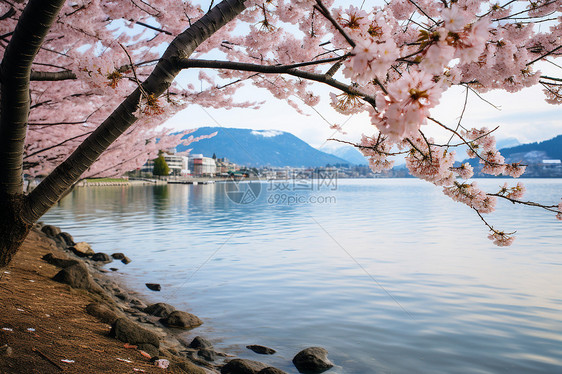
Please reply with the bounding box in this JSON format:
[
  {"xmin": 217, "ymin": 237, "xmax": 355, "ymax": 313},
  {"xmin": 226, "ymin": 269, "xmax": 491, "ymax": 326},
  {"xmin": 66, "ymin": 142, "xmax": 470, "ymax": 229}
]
[
  {"xmin": 0, "ymin": 193, "xmax": 33, "ymax": 268},
  {"xmin": 0, "ymin": 0, "xmax": 247, "ymax": 267}
]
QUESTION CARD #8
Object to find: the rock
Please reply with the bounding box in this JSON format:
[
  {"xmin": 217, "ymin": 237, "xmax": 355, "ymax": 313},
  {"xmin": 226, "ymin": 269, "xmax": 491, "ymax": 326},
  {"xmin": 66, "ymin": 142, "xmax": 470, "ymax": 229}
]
[
  {"xmin": 189, "ymin": 336, "xmax": 213, "ymax": 350},
  {"xmin": 292, "ymin": 347, "xmax": 333, "ymax": 374},
  {"xmin": 55, "ymin": 232, "xmax": 75, "ymax": 247},
  {"xmin": 70, "ymin": 242, "xmax": 94, "ymax": 257},
  {"xmin": 145, "ymin": 283, "xmax": 161, "ymax": 291},
  {"xmin": 91, "ymin": 252, "xmax": 112, "ymax": 262},
  {"xmin": 110, "ymin": 317, "xmax": 160, "ymax": 348},
  {"xmin": 42, "ymin": 253, "xmax": 80, "ymax": 268},
  {"xmin": 221, "ymin": 359, "xmax": 268, "ymax": 374},
  {"xmin": 115, "ymin": 292, "xmax": 129, "ymax": 302},
  {"xmin": 53, "ymin": 263, "xmax": 99, "ymax": 291},
  {"xmin": 137, "ymin": 316, "xmax": 159, "ymax": 326},
  {"xmin": 197, "ymin": 348, "xmax": 217, "ymax": 361},
  {"xmin": 247, "ymin": 345, "xmax": 276, "ymax": 355},
  {"xmin": 41, "ymin": 225, "xmax": 61, "ymax": 238},
  {"xmin": 130, "ymin": 298, "xmax": 147, "ymax": 309},
  {"xmin": 161, "ymin": 310, "xmax": 202, "ymax": 329},
  {"xmin": 86, "ymin": 303, "xmax": 119, "ymax": 324},
  {"xmin": 144, "ymin": 303, "xmax": 175, "ymax": 318},
  {"xmin": 111, "ymin": 252, "xmax": 125, "ymax": 260},
  {"xmin": 110, "ymin": 268, "xmax": 119, "ymax": 271},
  {"xmin": 180, "ymin": 350, "xmax": 198, "ymax": 361},
  {"xmin": 121, "ymin": 256, "xmax": 132, "ymax": 264},
  {"xmin": 0, "ymin": 344, "xmax": 13, "ymax": 357},
  {"xmin": 258, "ymin": 368, "xmax": 288, "ymax": 374},
  {"xmin": 171, "ymin": 359, "xmax": 206, "ymax": 374}
]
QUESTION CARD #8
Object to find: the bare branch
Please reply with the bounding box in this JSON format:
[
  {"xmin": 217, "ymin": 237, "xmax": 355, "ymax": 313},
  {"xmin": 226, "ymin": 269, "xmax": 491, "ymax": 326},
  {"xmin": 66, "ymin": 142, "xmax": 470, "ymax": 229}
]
[
  {"xmin": 134, "ymin": 20, "xmax": 172, "ymax": 35},
  {"xmin": 489, "ymin": 193, "xmax": 559, "ymax": 213},
  {"xmin": 178, "ymin": 57, "xmax": 376, "ymax": 107},
  {"xmin": 30, "ymin": 70, "xmax": 76, "ymax": 81},
  {"xmin": 527, "ymin": 45, "xmax": 562, "ymax": 66}
]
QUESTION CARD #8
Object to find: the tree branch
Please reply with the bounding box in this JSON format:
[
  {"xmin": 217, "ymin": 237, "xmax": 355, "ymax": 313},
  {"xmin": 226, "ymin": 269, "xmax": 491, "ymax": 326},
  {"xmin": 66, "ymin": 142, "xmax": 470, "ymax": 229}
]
[
  {"xmin": 30, "ymin": 70, "xmax": 77, "ymax": 81},
  {"xmin": 527, "ymin": 44, "xmax": 562, "ymax": 66},
  {"xmin": 134, "ymin": 20, "xmax": 173, "ymax": 36},
  {"xmin": 178, "ymin": 58, "xmax": 376, "ymax": 107}
]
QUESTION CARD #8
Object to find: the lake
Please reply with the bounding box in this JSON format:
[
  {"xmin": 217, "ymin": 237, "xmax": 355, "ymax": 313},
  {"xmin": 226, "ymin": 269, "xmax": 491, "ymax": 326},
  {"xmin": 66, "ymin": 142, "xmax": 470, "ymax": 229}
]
[{"xmin": 43, "ymin": 178, "xmax": 562, "ymax": 373}]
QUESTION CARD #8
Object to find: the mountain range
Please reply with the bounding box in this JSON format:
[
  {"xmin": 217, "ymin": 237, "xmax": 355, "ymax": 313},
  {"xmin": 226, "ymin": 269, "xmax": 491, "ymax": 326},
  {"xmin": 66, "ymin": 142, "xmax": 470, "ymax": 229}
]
[
  {"xmin": 176, "ymin": 127, "xmax": 352, "ymax": 167},
  {"xmin": 499, "ymin": 135, "xmax": 562, "ymax": 163},
  {"xmin": 177, "ymin": 127, "xmax": 562, "ymax": 172},
  {"xmin": 464, "ymin": 134, "xmax": 562, "ymax": 166}
]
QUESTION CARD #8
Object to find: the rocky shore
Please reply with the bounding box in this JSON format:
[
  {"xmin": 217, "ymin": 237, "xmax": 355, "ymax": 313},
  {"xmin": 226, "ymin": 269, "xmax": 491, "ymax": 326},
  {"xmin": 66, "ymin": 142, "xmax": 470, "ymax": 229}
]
[{"xmin": 0, "ymin": 224, "xmax": 335, "ymax": 374}]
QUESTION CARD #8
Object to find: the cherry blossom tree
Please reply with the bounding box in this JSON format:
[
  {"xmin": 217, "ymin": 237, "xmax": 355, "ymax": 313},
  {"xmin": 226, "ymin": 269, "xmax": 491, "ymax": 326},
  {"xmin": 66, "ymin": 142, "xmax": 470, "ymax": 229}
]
[{"xmin": 1, "ymin": 0, "xmax": 561, "ymax": 267}]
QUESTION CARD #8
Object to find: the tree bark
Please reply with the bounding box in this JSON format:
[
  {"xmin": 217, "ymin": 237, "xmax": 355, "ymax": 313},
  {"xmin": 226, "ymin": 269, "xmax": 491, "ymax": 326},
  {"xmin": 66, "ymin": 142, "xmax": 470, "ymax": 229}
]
[
  {"xmin": 0, "ymin": 0, "xmax": 66, "ymax": 196},
  {"xmin": 0, "ymin": 193, "xmax": 33, "ymax": 268}
]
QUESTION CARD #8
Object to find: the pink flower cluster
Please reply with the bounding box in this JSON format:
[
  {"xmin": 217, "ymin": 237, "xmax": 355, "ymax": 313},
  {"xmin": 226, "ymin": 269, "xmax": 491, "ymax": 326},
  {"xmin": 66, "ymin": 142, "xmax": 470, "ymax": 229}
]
[
  {"xmin": 372, "ymin": 71, "xmax": 443, "ymax": 141},
  {"xmin": 404, "ymin": 135, "xmax": 455, "ymax": 185},
  {"xmin": 488, "ymin": 232, "xmax": 516, "ymax": 247},
  {"xmin": 443, "ymin": 182, "xmax": 497, "ymax": 214},
  {"xmin": 498, "ymin": 182, "xmax": 526, "ymax": 200},
  {"xmin": 452, "ymin": 163, "xmax": 474, "ymax": 180},
  {"xmin": 358, "ymin": 135, "xmax": 394, "ymax": 173},
  {"xmin": 343, "ymin": 39, "xmax": 399, "ymax": 84},
  {"xmin": 462, "ymin": 128, "xmax": 525, "ymax": 178}
]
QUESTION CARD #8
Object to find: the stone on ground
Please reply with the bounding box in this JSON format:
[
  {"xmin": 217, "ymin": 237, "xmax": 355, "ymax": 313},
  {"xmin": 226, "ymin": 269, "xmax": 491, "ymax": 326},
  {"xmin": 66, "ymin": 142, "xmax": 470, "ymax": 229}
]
[
  {"xmin": 91, "ymin": 252, "xmax": 112, "ymax": 262},
  {"xmin": 160, "ymin": 310, "xmax": 202, "ymax": 329},
  {"xmin": 41, "ymin": 225, "xmax": 61, "ymax": 238},
  {"xmin": 53, "ymin": 262, "xmax": 99, "ymax": 291},
  {"xmin": 221, "ymin": 358, "xmax": 268, "ymax": 374},
  {"xmin": 292, "ymin": 347, "xmax": 333, "ymax": 373},
  {"xmin": 86, "ymin": 303, "xmax": 119, "ymax": 325},
  {"xmin": 70, "ymin": 242, "xmax": 94, "ymax": 257},
  {"xmin": 247, "ymin": 345, "xmax": 276, "ymax": 355},
  {"xmin": 109, "ymin": 317, "xmax": 160, "ymax": 348},
  {"xmin": 42, "ymin": 252, "xmax": 79, "ymax": 268},
  {"xmin": 189, "ymin": 336, "xmax": 213, "ymax": 350},
  {"xmin": 144, "ymin": 302, "xmax": 175, "ymax": 318}
]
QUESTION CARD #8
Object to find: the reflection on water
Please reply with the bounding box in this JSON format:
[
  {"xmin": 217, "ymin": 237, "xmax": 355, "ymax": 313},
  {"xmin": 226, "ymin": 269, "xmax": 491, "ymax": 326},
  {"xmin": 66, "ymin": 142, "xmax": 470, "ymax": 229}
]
[{"xmin": 44, "ymin": 179, "xmax": 562, "ymax": 373}]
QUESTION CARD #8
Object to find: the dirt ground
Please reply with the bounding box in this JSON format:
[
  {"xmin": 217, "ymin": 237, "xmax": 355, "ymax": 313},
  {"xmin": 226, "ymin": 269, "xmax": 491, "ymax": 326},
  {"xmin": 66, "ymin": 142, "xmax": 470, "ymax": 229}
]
[{"xmin": 0, "ymin": 229, "xmax": 176, "ymax": 374}]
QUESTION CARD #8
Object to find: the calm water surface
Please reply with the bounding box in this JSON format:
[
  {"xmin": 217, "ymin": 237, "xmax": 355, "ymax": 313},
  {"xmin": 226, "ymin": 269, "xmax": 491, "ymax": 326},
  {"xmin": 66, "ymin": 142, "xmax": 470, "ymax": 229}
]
[{"xmin": 43, "ymin": 179, "xmax": 562, "ymax": 373}]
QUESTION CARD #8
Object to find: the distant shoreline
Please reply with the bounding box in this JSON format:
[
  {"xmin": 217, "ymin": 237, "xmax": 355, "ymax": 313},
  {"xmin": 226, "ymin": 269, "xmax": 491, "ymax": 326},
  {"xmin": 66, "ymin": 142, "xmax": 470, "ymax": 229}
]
[{"xmin": 71, "ymin": 174, "xmax": 562, "ymax": 188}]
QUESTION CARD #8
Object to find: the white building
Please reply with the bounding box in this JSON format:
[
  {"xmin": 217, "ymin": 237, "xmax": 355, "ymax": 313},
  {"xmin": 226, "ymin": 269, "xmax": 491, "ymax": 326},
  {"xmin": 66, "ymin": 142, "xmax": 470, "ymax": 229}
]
[
  {"xmin": 164, "ymin": 154, "xmax": 189, "ymax": 176},
  {"xmin": 140, "ymin": 153, "xmax": 190, "ymax": 176},
  {"xmin": 189, "ymin": 154, "xmax": 217, "ymax": 176}
]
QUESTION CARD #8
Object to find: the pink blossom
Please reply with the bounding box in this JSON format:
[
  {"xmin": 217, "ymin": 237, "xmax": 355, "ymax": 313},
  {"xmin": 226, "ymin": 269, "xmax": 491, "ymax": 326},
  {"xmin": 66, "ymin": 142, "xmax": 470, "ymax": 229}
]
[
  {"xmin": 454, "ymin": 163, "xmax": 474, "ymax": 180},
  {"xmin": 359, "ymin": 134, "xmax": 395, "ymax": 173},
  {"xmin": 343, "ymin": 39, "xmax": 399, "ymax": 83},
  {"xmin": 441, "ymin": 7, "xmax": 469, "ymax": 33},
  {"xmin": 443, "ymin": 182, "xmax": 497, "ymax": 214},
  {"xmin": 499, "ymin": 182, "xmax": 526, "ymax": 200},
  {"xmin": 488, "ymin": 232, "xmax": 515, "ymax": 247},
  {"xmin": 420, "ymin": 41, "xmax": 456, "ymax": 75},
  {"xmin": 480, "ymin": 150, "xmax": 506, "ymax": 176},
  {"xmin": 504, "ymin": 163, "xmax": 526, "ymax": 178},
  {"xmin": 371, "ymin": 71, "xmax": 443, "ymax": 141}
]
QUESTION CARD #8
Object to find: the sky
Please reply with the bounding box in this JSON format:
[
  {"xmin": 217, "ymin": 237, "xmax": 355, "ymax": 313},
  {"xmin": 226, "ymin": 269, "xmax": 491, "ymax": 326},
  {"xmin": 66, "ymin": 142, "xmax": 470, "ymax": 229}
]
[{"xmin": 163, "ymin": 1, "xmax": 562, "ymax": 154}]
